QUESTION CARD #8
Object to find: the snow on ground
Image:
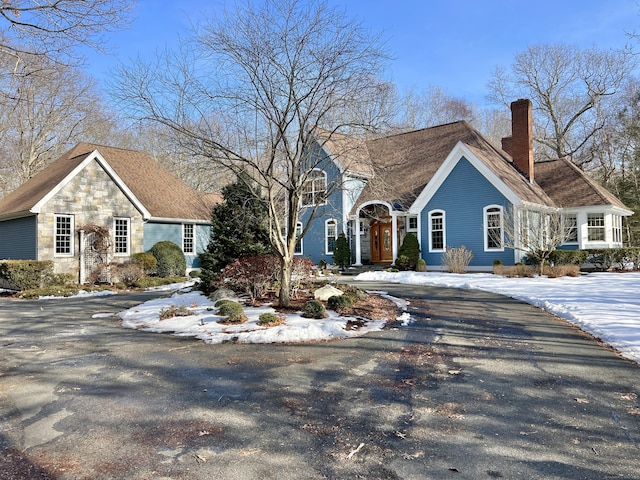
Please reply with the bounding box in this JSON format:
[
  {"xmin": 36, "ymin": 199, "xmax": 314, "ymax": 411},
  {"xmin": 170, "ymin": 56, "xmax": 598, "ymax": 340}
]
[
  {"xmin": 354, "ymin": 271, "xmax": 640, "ymax": 365},
  {"xmin": 118, "ymin": 289, "xmax": 394, "ymax": 345}
]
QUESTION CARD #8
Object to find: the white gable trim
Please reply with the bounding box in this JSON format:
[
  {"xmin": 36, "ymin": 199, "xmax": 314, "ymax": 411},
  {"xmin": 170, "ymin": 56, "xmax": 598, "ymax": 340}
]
[
  {"xmin": 31, "ymin": 150, "xmax": 152, "ymax": 219},
  {"xmin": 409, "ymin": 142, "xmax": 522, "ymax": 214}
]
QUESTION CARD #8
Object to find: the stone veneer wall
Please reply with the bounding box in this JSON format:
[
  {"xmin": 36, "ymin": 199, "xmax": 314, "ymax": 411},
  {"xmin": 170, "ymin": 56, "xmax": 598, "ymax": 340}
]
[{"xmin": 37, "ymin": 159, "xmax": 144, "ymax": 277}]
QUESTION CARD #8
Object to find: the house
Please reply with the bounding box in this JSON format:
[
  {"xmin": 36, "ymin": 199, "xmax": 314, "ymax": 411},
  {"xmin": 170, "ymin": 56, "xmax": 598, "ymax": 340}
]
[
  {"xmin": 298, "ymin": 99, "xmax": 633, "ymax": 270},
  {"xmin": 0, "ymin": 143, "xmax": 218, "ymax": 282}
]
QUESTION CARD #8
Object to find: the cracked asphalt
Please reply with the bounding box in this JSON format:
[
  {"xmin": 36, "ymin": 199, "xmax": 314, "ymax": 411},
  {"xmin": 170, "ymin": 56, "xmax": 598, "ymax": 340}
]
[{"xmin": 0, "ymin": 282, "xmax": 639, "ymax": 479}]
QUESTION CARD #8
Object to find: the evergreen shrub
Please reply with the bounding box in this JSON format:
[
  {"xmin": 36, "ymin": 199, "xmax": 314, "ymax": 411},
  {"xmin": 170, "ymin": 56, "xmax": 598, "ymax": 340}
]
[{"xmin": 150, "ymin": 241, "xmax": 186, "ymax": 278}]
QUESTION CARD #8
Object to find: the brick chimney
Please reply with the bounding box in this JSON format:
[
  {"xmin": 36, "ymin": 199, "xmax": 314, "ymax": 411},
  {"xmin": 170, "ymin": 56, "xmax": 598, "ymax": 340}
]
[{"xmin": 502, "ymin": 99, "xmax": 534, "ymax": 182}]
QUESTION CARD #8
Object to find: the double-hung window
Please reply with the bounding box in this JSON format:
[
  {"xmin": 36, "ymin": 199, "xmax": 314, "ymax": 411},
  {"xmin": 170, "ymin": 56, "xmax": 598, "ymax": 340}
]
[
  {"xmin": 114, "ymin": 218, "xmax": 130, "ymax": 256},
  {"xmin": 587, "ymin": 213, "xmax": 605, "ymax": 242},
  {"xmin": 301, "ymin": 170, "xmax": 326, "ymax": 206},
  {"xmin": 563, "ymin": 213, "xmax": 578, "ymax": 244},
  {"xmin": 325, "ymin": 219, "xmax": 337, "ymax": 254},
  {"xmin": 183, "ymin": 223, "xmax": 195, "ymax": 254},
  {"xmin": 55, "ymin": 214, "xmax": 73, "ymax": 256},
  {"xmin": 428, "ymin": 210, "xmax": 445, "ymax": 252},
  {"xmin": 484, "ymin": 206, "xmax": 504, "ymax": 251},
  {"xmin": 612, "ymin": 215, "xmax": 622, "ymax": 244}
]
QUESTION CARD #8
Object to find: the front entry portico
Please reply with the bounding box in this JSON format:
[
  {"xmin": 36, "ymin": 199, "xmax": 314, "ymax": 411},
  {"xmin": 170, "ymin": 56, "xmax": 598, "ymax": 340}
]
[{"xmin": 353, "ymin": 202, "xmax": 399, "ymax": 266}]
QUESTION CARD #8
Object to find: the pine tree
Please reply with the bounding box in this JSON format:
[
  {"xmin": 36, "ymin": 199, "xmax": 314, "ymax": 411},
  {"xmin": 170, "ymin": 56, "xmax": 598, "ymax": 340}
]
[{"xmin": 199, "ymin": 174, "xmax": 272, "ymax": 292}]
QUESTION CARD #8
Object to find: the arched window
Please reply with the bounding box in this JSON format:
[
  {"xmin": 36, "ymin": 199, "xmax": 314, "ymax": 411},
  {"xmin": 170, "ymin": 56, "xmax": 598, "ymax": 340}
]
[
  {"xmin": 301, "ymin": 169, "xmax": 327, "ymax": 206},
  {"xmin": 428, "ymin": 210, "xmax": 446, "ymax": 252},
  {"xmin": 325, "ymin": 219, "xmax": 337, "ymax": 254},
  {"xmin": 484, "ymin": 205, "xmax": 504, "ymax": 251}
]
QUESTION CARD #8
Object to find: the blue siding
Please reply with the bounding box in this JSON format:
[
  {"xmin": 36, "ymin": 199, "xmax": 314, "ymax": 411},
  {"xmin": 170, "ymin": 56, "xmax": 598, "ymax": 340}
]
[
  {"xmin": 143, "ymin": 222, "xmax": 211, "ymax": 269},
  {"xmin": 299, "ymin": 148, "xmax": 344, "ymax": 265},
  {"xmin": 421, "ymin": 157, "xmax": 514, "ymax": 267},
  {"xmin": 0, "ymin": 216, "xmax": 37, "ymax": 260}
]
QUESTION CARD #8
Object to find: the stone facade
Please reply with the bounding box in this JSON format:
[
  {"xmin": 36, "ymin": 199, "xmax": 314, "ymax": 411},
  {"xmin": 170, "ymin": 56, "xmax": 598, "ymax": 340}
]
[{"xmin": 37, "ymin": 159, "xmax": 144, "ymax": 276}]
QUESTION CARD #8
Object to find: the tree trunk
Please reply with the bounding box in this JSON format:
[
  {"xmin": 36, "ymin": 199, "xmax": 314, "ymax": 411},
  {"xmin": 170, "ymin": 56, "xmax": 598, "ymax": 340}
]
[{"xmin": 278, "ymin": 255, "xmax": 293, "ymax": 308}]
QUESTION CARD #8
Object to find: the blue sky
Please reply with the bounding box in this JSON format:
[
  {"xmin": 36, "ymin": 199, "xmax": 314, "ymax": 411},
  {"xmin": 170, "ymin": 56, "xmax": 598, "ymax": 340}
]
[{"xmin": 87, "ymin": 0, "xmax": 640, "ymax": 107}]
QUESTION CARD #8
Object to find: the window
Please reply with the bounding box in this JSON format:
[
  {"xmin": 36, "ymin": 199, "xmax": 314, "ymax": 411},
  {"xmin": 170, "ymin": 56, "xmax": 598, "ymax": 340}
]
[
  {"xmin": 294, "ymin": 222, "xmax": 303, "ymax": 255},
  {"xmin": 613, "ymin": 215, "xmax": 622, "ymax": 244},
  {"xmin": 183, "ymin": 223, "xmax": 195, "ymax": 254},
  {"xmin": 325, "ymin": 219, "xmax": 337, "ymax": 254},
  {"xmin": 428, "ymin": 210, "xmax": 445, "ymax": 252},
  {"xmin": 484, "ymin": 206, "xmax": 504, "ymax": 251},
  {"xmin": 407, "ymin": 216, "xmax": 418, "ymax": 232},
  {"xmin": 301, "ymin": 170, "xmax": 326, "ymax": 206},
  {"xmin": 55, "ymin": 214, "xmax": 73, "ymax": 256},
  {"xmin": 587, "ymin": 213, "xmax": 605, "ymax": 242},
  {"xmin": 114, "ymin": 218, "xmax": 130, "ymax": 255},
  {"xmin": 564, "ymin": 214, "xmax": 578, "ymax": 243}
]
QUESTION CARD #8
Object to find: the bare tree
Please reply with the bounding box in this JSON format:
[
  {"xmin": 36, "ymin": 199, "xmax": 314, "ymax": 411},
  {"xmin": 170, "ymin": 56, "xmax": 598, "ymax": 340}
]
[
  {"xmin": 111, "ymin": 0, "xmax": 389, "ymax": 306},
  {"xmin": 0, "ymin": 51, "xmax": 113, "ymax": 195},
  {"xmin": 0, "ymin": 0, "xmax": 134, "ymax": 66},
  {"xmin": 488, "ymin": 44, "xmax": 635, "ymax": 169},
  {"xmin": 500, "ymin": 205, "xmax": 573, "ymax": 274},
  {"xmin": 394, "ymin": 85, "xmax": 479, "ymax": 131}
]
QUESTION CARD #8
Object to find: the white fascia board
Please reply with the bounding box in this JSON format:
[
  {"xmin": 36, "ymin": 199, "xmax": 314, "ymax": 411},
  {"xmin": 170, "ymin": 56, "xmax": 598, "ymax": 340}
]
[
  {"xmin": 31, "ymin": 150, "xmax": 152, "ymax": 220},
  {"xmin": 569, "ymin": 204, "xmax": 633, "ymax": 217},
  {"xmin": 147, "ymin": 217, "xmax": 212, "ymax": 225},
  {"xmin": 409, "ymin": 141, "xmax": 522, "ymax": 214}
]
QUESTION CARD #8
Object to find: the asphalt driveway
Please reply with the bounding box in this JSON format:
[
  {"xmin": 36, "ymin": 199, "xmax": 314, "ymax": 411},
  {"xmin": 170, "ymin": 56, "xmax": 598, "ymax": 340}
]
[{"xmin": 0, "ymin": 283, "xmax": 639, "ymax": 479}]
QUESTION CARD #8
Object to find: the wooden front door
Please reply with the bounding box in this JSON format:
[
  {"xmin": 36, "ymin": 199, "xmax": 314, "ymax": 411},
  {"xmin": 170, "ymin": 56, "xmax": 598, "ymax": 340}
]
[{"xmin": 370, "ymin": 220, "xmax": 393, "ymax": 264}]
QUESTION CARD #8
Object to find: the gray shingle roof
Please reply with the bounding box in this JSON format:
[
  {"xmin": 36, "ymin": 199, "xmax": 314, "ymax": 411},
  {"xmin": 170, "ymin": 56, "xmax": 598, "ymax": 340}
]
[
  {"xmin": 0, "ymin": 143, "xmax": 216, "ymax": 221},
  {"xmin": 353, "ymin": 121, "xmax": 554, "ymax": 212},
  {"xmin": 535, "ymin": 158, "xmax": 630, "ymax": 211}
]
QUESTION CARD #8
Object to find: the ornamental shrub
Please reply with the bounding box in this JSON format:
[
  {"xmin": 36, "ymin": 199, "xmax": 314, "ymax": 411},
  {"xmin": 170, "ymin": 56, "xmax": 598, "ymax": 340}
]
[
  {"xmin": 397, "ymin": 233, "xmax": 420, "ymax": 270},
  {"xmin": 220, "ymin": 255, "xmax": 280, "ymax": 301},
  {"xmin": 216, "ymin": 300, "xmax": 245, "ymax": 323},
  {"xmin": 258, "ymin": 312, "xmax": 285, "ymax": 326},
  {"xmin": 442, "ymin": 245, "xmax": 473, "ymax": 274},
  {"xmin": 302, "ymin": 299, "xmax": 326, "ymax": 319},
  {"xmin": 131, "ymin": 252, "xmax": 157, "ymax": 275},
  {"xmin": 416, "ymin": 258, "xmax": 427, "ymax": 272},
  {"xmin": 150, "ymin": 241, "xmax": 186, "ymax": 278},
  {"xmin": 333, "ymin": 233, "xmax": 351, "ymax": 270},
  {"xmin": 0, "ymin": 260, "xmax": 54, "ymax": 290},
  {"xmin": 327, "ymin": 294, "xmax": 355, "ymax": 310}
]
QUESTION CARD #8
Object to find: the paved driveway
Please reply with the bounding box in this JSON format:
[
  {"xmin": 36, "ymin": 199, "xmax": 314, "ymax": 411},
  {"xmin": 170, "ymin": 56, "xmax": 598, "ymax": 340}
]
[{"xmin": 0, "ymin": 284, "xmax": 638, "ymax": 479}]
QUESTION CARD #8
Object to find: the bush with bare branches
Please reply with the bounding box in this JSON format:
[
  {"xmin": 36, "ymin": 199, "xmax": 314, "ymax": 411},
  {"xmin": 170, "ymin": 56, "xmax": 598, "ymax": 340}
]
[{"xmin": 442, "ymin": 246, "xmax": 473, "ymax": 274}]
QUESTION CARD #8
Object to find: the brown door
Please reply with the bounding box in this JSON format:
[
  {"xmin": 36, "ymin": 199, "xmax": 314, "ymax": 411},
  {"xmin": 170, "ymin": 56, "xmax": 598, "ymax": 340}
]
[{"xmin": 370, "ymin": 220, "xmax": 393, "ymax": 264}]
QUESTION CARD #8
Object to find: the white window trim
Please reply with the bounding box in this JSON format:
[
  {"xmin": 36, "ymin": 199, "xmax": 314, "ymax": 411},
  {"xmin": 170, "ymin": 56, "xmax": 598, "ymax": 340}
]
[
  {"xmin": 484, "ymin": 205, "xmax": 504, "ymax": 252},
  {"xmin": 182, "ymin": 223, "xmax": 195, "ymax": 255},
  {"xmin": 294, "ymin": 222, "xmax": 303, "ymax": 255},
  {"xmin": 325, "ymin": 219, "xmax": 337, "ymax": 254},
  {"xmin": 562, "ymin": 213, "xmax": 579, "ymax": 245},
  {"xmin": 428, "ymin": 210, "xmax": 446, "ymax": 253},
  {"xmin": 587, "ymin": 213, "xmax": 606, "ymax": 243},
  {"xmin": 407, "ymin": 216, "xmax": 418, "ymax": 232},
  {"xmin": 54, "ymin": 214, "xmax": 74, "ymax": 257},
  {"xmin": 113, "ymin": 217, "xmax": 131, "ymax": 257},
  {"xmin": 301, "ymin": 169, "xmax": 327, "ymax": 207}
]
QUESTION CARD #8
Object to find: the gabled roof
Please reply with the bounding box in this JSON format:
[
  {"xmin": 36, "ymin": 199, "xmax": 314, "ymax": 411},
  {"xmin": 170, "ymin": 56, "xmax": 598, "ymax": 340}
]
[
  {"xmin": 351, "ymin": 121, "xmax": 553, "ymax": 212},
  {"xmin": 0, "ymin": 143, "xmax": 216, "ymax": 222},
  {"xmin": 312, "ymin": 128, "xmax": 374, "ymax": 177},
  {"xmin": 535, "ymin": 158, "xmax": 632, "ymax": 213}
]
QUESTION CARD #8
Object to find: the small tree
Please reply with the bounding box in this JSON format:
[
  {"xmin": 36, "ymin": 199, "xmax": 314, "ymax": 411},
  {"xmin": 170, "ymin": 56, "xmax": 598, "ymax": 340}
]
[
  {"xmin": 200, "ymin": 174, "xmax": 272, "ymax": 273},
  {"xmin": 397, "ymin": 233, "xmax": 420, "ymax": 270},
  {"xmin": 501, "ymin": 205, "xmax": 571, "ymax": 275},
  {"xmin": 333, "ymin": 233, "xmax": 350, "ymax": 270}
]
